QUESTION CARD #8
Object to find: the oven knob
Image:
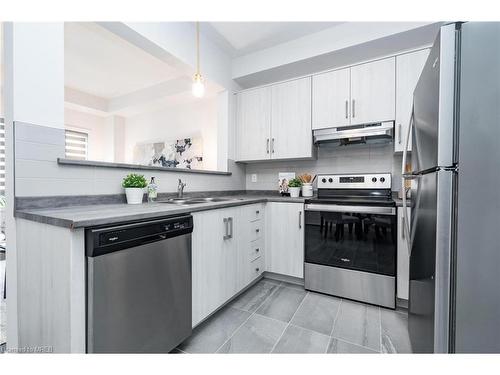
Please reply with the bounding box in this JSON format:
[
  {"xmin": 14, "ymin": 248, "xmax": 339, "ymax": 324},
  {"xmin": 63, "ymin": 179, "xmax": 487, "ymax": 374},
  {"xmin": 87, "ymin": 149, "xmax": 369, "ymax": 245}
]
[
  {"xmin": 328, "ymin": 178, "xmax": 333, "ymax": 183},
  {"xmin": 372, "ymin": 177, "xmax": 377, "ymax": 182},
  {"xmin": 322, "ymin": 178, "xmax": 327, "ymax": 183},
  {"xmin": 380, "ymin": 177, "xmax": 385, "ymax": 183}
]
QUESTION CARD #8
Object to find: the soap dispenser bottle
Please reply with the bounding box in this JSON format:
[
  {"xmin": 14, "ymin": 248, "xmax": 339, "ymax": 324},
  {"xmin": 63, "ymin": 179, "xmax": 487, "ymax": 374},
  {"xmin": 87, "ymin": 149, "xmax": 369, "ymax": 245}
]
[{"xmin": 147, "ymin": 177, "xmax": 158, "ymax": 202}]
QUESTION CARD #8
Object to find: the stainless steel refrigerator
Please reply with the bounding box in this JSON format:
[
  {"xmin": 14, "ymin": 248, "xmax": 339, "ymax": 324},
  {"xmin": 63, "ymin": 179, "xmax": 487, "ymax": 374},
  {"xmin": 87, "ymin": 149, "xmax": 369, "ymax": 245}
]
[{"xmin": 402, "ymin": 22, "xmax": 500, "ymax": 353}]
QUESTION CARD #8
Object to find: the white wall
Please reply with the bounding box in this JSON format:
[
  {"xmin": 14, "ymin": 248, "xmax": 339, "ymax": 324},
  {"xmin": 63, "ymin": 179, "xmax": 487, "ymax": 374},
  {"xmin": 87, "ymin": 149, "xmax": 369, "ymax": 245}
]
[
  {"xmin": 8, "ymin": 23, "xmax": 64, "ymax": 129},
  {"xmin": 3, "ymin": 22, "xmax": 65, "ymax": 350},
  {"xmin": 124, "ymin": 97, "xmax": 218, "ymax": 171},
  {"xmin": 64, "ymin": 108, "xmax": 116, "ymax": 162}
]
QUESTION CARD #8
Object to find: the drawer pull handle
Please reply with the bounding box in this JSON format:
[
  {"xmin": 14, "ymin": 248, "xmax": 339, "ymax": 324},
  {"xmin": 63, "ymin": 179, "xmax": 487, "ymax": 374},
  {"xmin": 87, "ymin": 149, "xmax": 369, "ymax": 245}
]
[
  {"xmin": 256, "ymin": 268, "xmax": 260, "ymax": 272},
  {"xmin": 109, "ymin": 237, "xmax": 119, "ymax": 242},
  {"xmin": 256, "ymin": 210, "xmax": 260, "ymax": 214},
  {"xmin": 256, "ymin": 248, "xmax": 260, "ymax": 252},
  {"xmin": 255, "ymin": 229, "xmax": 260, "ymax": 233}
]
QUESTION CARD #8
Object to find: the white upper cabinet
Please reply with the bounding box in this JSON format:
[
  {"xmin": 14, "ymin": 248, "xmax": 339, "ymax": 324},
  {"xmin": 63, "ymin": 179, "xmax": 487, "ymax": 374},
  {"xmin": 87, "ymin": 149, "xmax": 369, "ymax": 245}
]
[
  {"xmin": 350, "ymin": 57, "xmax": 396, "ymax": 126},
  {"xmin": 312, "ymin": 57, "xmax": 396, "ymax": 129},
  {"xmin": 395, "ymin": 49, "xmax": 430, "ymax": 152},
  {"xmin": 312, "ymin": 68, "xmax": 350, "ymax": 130},
  {"xmin": 270, "ymin": 77, "xmax": 313, "ymax": 160},
  {"xmin": 236, "ymin": 86, "xmax": 272, "ymax": 161}
]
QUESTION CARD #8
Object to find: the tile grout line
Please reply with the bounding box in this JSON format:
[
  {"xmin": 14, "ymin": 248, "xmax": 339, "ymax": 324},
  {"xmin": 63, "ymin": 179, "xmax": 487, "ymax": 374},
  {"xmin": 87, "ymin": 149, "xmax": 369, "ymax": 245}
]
[
  {"xmin": 269, "ymin": 290, "xmax": 309, "ymax": 353},
  {"xmin": 327, "ymin": 300, "xmax": 381, "ymax": 354},
  {"xmin": 287, "ymin": 323, "xmax": 331, "ymax": 340},
  {"xmin": 326, "ymin": 299, "xmax": 343, "ymax": 353},
  {"xmin": 329, "ymin": 336, "xmax": 379, "ymax": 354},
  {"xmin": 214, "ymin": 280, "xmax": 284, "ymax": 353}
]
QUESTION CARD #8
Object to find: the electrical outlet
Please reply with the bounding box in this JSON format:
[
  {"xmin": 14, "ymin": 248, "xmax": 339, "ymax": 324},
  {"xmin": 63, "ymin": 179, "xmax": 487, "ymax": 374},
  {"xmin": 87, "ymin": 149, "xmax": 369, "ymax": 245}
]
[{"xmin": 251, "ymin": 174, "xmax": 257, "ymax": 183}]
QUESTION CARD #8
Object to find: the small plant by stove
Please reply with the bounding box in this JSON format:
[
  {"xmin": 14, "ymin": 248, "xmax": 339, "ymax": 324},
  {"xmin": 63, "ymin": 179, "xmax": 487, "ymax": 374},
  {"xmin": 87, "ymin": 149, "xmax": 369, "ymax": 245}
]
[
  {"xmin": 288, "ymin": 178, "xmax": 303, "ymax": 198},
  {"xmin": 122, "ymin": 173, "xmax": 147, "ymax": 204}
]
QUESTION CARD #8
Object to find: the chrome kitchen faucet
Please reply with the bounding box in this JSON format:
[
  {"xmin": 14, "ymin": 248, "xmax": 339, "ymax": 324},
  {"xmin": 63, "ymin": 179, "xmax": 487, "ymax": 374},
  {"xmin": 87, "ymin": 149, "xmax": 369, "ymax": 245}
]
[{"xmin": 177, "ymin": 179, "xmax": 187, "ymax": 198}]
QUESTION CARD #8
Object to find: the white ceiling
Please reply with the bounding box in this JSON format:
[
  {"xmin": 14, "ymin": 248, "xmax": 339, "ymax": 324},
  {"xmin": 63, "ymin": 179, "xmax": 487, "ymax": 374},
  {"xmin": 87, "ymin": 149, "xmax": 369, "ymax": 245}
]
[
  {"xmin": 64, "ymin": 22, "xmax": 223, "ymax": 117},
  {"xmin": 202, "ymin": 22, "xmax": 343, "ymax": 57},
  {"xmin": 64, "ymin": 23, "xmax": 182, "ymax": 99}
]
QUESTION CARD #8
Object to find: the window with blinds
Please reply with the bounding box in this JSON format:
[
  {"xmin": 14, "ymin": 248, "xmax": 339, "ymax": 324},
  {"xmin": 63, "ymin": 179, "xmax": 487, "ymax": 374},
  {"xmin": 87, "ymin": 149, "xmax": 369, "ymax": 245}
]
[
  {"xmin": 65, "ymin": 129, "xmax": 88, "ymax": 160},
  {"xmin": 0, "ymin": 118, "xmax": 4, "ymax": 195}
]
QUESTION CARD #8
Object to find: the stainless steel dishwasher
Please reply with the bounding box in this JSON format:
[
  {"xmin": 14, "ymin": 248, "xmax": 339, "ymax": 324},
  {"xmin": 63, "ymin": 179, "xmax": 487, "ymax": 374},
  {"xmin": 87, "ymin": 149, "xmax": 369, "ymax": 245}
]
[{"xmin": 85, "ymin": 215, "xmax": 193, "ymax": 353}]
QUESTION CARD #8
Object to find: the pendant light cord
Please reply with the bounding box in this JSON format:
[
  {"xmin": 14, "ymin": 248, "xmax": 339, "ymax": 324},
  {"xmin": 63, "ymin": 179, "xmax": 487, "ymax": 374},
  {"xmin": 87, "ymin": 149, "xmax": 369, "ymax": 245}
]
[{"xmin": 196, "ymin": 21, "xmax": 200, "ymax": 76}]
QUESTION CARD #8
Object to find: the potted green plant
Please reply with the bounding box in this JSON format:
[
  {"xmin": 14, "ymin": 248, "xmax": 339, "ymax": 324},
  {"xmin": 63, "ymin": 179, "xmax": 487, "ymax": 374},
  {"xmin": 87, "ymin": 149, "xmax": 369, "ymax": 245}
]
[
  {"xmin": 122, "ymin": 173, "xmax": 147, "ymax": 204},
  {"xmin": 288, "ymin": 178, "xmax": 303, "ymax": 198}
]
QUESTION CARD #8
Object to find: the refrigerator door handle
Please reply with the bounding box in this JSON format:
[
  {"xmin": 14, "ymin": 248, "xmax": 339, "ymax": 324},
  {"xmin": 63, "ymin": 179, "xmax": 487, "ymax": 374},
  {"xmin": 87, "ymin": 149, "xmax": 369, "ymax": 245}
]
[{"xmin": 402, "ymin": 103, "xmax": 415, "ymax": 251}]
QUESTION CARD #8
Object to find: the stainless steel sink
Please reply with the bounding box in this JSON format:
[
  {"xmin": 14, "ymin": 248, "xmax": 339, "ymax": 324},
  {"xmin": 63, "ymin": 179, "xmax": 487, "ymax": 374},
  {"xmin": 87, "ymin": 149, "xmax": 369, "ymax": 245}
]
[
  {"xmin": 157, "ymin": 197, "xmax": 244, "ymax": 205},
  {"xmin": 194, "ymin": 197, "xmax": 241, "ymax": 202}
]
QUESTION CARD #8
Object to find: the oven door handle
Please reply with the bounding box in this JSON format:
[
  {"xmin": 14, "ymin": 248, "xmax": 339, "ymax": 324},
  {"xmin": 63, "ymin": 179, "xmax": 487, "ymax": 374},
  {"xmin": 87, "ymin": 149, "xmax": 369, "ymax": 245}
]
[{"xmin": 305, "ymin": 204, "xmax": 396, "ymax": 216}]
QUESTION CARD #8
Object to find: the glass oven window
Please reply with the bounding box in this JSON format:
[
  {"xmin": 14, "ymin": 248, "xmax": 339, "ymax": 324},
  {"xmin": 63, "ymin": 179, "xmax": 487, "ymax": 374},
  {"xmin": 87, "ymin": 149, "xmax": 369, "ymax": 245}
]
[{"xmin": 305, "ymin": 210, "xmax": 396, "ymax": 276}]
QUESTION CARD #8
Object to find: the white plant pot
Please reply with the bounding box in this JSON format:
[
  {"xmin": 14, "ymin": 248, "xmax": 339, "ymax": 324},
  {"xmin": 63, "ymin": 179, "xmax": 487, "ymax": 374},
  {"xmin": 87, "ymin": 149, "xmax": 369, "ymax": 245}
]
[
  {"xmin": 301, "ymin": 183, "xmax": 313, "ymax": 197},
  {"xmin": 125, "ymin": 188, "xmax": 144, "ymax": 204},
  {"xmin": 289, "ymin": 187, "xmax": 301, "ymax": 198}
]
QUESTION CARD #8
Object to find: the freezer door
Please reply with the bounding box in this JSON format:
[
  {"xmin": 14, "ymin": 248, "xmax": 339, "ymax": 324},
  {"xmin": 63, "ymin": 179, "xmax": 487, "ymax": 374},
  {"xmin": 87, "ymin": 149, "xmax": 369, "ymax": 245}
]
[
  {"xmin": 453, "ymin": 22, "xmax": 500, "ymax": 353},
  {"xmin": 412, "ymin": 23, "xmax": 458, "ymax": 173},
  {"xmin": 408, "ymin": 170, "xmax": 454, "ymax": 353}
]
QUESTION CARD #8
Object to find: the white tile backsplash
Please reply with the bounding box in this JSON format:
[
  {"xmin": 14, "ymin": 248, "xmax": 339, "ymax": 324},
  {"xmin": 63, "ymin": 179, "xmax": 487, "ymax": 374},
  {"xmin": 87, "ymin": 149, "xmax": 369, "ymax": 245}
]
[{"xmin": 245, "ymin": 143, "xmax": 404, "ymax": 191}]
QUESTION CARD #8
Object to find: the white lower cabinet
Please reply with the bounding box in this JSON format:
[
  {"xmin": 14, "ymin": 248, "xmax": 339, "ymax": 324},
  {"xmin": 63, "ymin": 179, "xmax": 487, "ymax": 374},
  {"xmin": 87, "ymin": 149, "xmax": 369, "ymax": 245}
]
[
  {"xmin": 265, "ymin": 202, "xmax": 304, "ymax": 278},
  {"xmin": 192, "ymin": 207, "xmax": 238, "ymax": 326},
  {"xmin": 192, "ymin": 204, "xmax": 265, "ymax": 327},
  {"xmin": 397, "ymin": 206, "xmax": 411, "ymax": 300}
]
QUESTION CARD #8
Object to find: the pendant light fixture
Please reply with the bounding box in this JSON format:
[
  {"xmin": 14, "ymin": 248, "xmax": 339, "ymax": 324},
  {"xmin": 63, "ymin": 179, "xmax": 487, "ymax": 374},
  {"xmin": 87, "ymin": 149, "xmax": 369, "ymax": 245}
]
[{"xmin": 192, "ymin": 21, "xmax": 205, "ymax": 98}]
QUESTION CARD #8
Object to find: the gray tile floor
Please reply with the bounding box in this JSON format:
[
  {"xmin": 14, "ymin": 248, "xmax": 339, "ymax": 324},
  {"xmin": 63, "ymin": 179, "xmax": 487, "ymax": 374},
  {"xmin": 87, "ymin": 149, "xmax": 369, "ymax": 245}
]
[{"xmin": 177, "ymin": 278, "xmax": 412, "ymax": 354}]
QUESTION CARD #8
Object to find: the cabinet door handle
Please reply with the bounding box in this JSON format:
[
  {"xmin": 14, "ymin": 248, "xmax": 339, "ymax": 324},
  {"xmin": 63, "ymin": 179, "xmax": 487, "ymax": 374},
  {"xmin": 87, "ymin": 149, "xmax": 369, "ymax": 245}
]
[
  {"xmin": 398, "ymin": 124, "xmax": 402, "ymax": 144},
  {"xmin": 299, "ymin": 211, "xmax": 302, "ymax": 229},
  {"xmin": 256, "ymin": 248, "xmax": 260, "ymax": 253},
  {"xmin": 352, "ymin": 99, "xmax": 356, "ymax": 118},
  {"xmin": 266, "ymin": 138, "xmax": 270, "ymax": 154},
  {"xmin": 256, "ymin": 210, "xmax": 260, "ymax": 214},
  {"xmin": 255, "ymin": 228, "xmax": 260, "ymax": 233},
  {"xmin": 255, "ymin": 267, "xmax": 260, "ymax": 272},
  {"xmin": 345, "ymin": 100, "xmax": 348, "ymax": 119},
  {"xmin": 223, "ymin": 218, "xmax": 229, "ymax": 240},
  {"xmin": 401, "ymin": 216, "xmax": 405, "ymax": 239},
  {"xmin": 271, "ymin": 138, "xmax": 275, "ymax": 153},
  {"xmin": 229, "ymin": 217, "xmax": 233, "ymax": 239}
]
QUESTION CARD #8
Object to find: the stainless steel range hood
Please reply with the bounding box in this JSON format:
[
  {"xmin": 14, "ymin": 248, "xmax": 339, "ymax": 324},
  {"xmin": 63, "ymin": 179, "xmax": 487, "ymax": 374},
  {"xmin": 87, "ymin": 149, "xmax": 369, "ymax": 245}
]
[{"xmin": 313, "ymin": 121, "xmax": 394, "ymax": 146}]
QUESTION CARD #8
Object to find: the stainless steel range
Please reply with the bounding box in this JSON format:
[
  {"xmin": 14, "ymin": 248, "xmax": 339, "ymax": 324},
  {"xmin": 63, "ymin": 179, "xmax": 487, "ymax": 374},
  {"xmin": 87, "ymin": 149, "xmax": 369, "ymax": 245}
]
[{"xmin": 304, "ymin": 173, "xmax": 396, "ymax": 309}]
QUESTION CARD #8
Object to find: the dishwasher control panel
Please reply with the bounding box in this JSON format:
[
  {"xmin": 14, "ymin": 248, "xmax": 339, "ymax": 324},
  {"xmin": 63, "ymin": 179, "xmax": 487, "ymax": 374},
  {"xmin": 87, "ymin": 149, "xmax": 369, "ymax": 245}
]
[{"xmin": 86, "ymin": 215, "xmax": 193, "ymax": 257}]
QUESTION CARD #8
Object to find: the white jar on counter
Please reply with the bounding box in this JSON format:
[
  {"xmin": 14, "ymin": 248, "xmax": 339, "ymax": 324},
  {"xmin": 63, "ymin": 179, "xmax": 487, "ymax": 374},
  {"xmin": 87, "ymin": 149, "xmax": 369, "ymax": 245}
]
[{"xmin": 301, "ymin": 183, "xmax": 313, "ymax": 197}]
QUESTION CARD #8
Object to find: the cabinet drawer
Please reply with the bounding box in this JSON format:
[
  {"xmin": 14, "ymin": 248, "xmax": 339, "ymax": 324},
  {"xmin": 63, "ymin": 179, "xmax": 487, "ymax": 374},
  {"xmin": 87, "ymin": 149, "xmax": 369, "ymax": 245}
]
[
  {"xmin": 249, "ymin": 204, "xmax": 264, "ymax": 222},
  {"xmin": 250, "ymin": 240, "xmax": 264, "ymax": 262},
  {"xmin": 249, "ymin": 256, "xmax": 264, "ymax": 280},
  {"xmin": 250, "ymin": 221, "xmax": 263, "ymax": 242}
]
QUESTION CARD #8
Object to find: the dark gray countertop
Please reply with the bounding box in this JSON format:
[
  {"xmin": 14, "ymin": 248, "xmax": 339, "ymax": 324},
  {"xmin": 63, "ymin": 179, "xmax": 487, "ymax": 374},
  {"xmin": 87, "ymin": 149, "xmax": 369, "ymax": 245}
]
[
  {"xmin": 16, "ymin": 190, "xmax": 409, "ymax": 229},
  {"xmin": 15, "ymin": 195, "xmax": 309, "ymax": 229}
]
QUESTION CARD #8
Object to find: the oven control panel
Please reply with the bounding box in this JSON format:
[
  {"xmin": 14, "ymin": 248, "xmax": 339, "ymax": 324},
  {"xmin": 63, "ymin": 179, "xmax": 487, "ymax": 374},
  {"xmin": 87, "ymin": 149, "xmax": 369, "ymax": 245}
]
[{"xmin": 317, "ymin": 173, "xmax": 391, "ymax": 189}]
